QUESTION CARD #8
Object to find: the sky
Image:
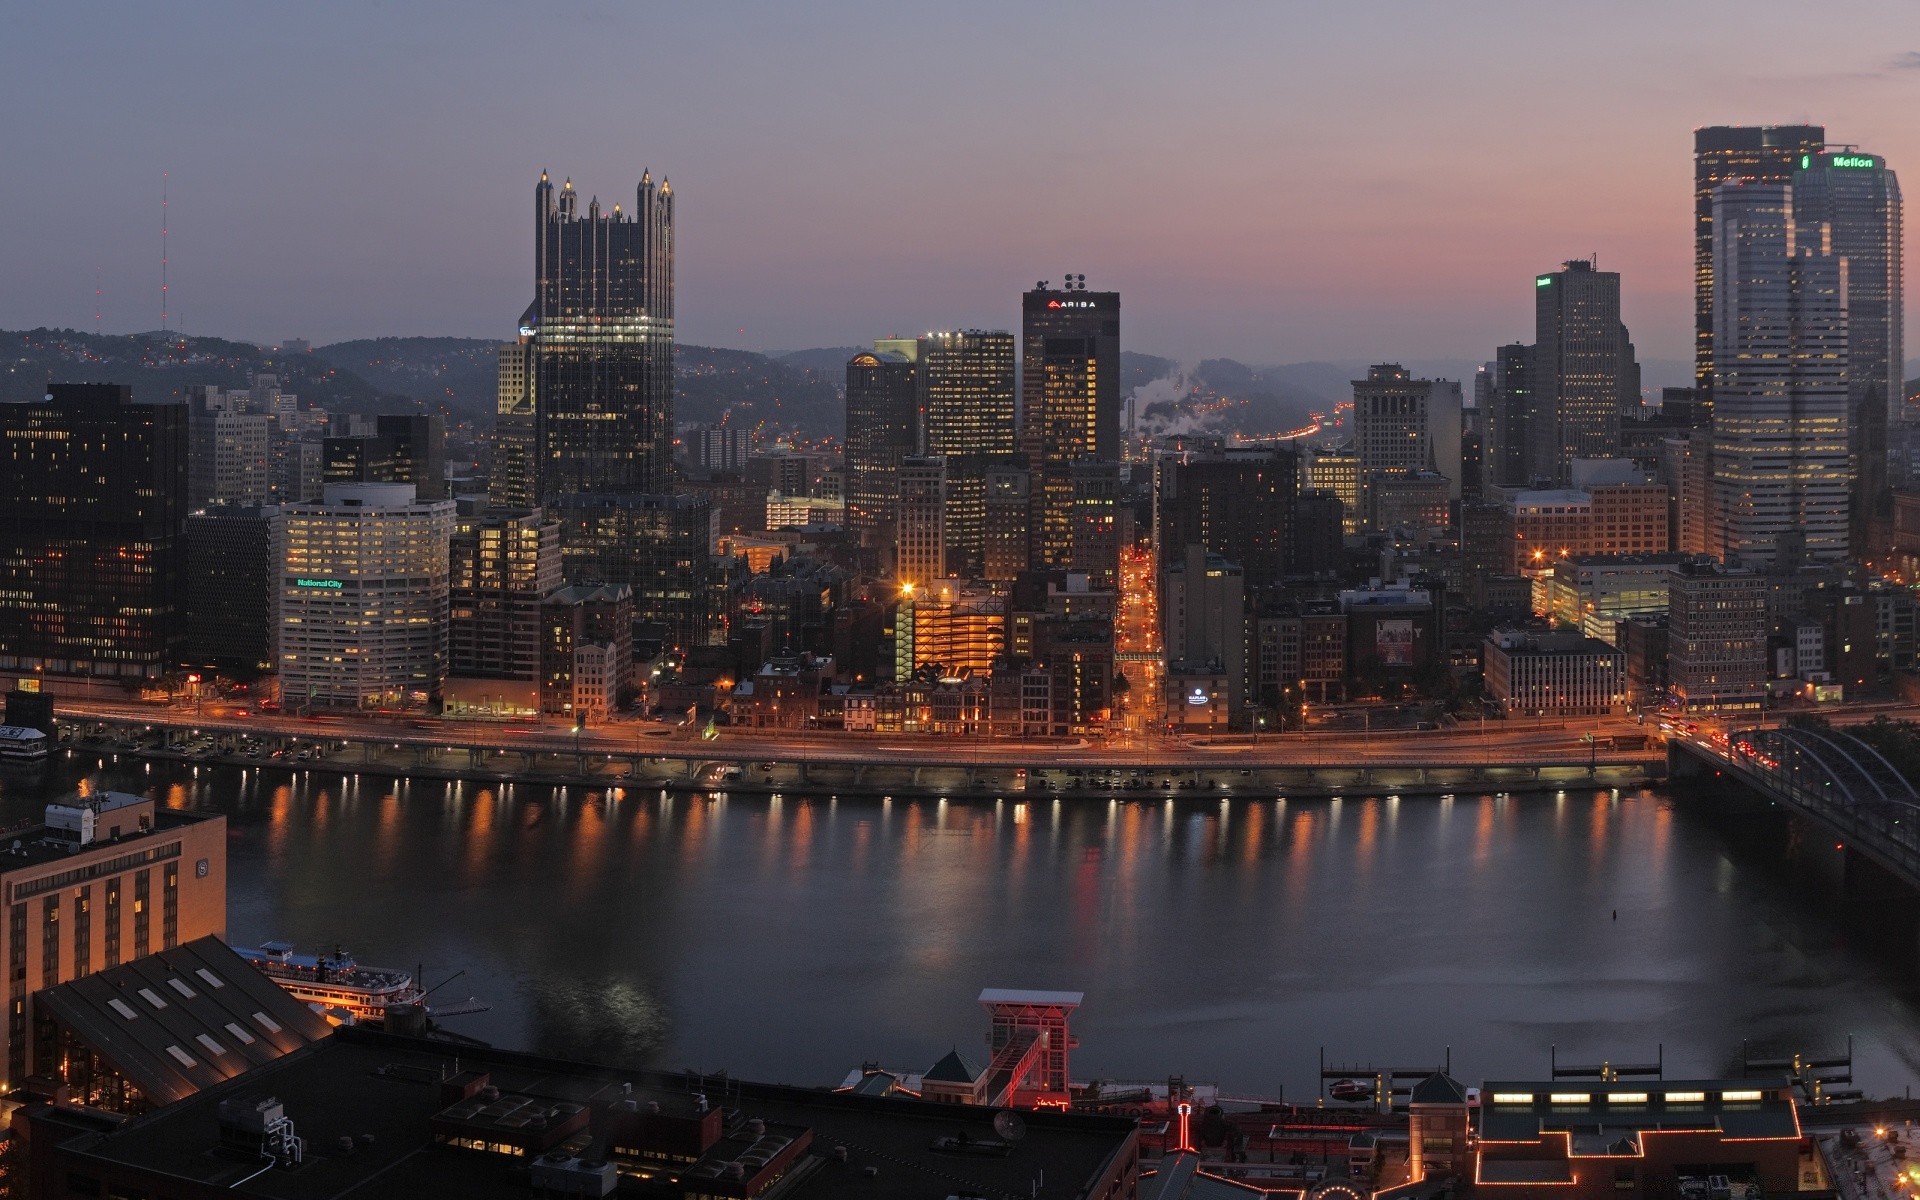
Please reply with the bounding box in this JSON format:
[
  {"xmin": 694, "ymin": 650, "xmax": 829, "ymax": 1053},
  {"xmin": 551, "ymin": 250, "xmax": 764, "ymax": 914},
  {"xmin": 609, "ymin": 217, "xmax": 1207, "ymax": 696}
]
[{"xmin": 4, "ymin": 1, "xmax": 1917, "ymax": 372}]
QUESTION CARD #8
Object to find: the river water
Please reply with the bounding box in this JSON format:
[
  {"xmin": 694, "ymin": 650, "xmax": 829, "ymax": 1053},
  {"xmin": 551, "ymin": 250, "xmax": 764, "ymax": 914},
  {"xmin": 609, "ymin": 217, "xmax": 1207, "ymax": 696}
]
[{"xmin": 5, "ymin": 755, "xmax": 1918, "ymax": 1099}]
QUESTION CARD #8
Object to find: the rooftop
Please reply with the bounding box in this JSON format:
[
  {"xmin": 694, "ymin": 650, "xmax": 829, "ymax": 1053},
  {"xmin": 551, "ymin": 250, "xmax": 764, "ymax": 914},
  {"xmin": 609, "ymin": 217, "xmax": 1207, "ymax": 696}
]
[
  {"xmin": 46, "ymin": 1027, "xmax": 1136, "ymax": 1200},
  {"xmin": 0, "ymin": 792, "xmax": 217, "ymax": 873},
  {"xmin": 1477, "ymin": 1079, "xmax": 1799, "ymax": 1144},
  {"xmin": 34, "ymin": 937, "xmax": 332, "ymax": 1107}
]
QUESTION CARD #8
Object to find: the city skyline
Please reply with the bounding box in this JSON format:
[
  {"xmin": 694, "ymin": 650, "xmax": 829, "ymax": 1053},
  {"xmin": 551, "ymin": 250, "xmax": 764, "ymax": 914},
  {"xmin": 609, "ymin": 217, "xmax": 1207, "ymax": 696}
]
[{"xmin": 4, "ymin": 3, "xmax": 1918, "ymax": 366}]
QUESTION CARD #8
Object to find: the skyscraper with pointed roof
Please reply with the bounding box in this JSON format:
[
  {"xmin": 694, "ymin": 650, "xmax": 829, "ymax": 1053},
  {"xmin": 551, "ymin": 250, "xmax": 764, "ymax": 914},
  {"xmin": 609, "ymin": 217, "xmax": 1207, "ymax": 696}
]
[{"xmin": 532, "ymin": 170, "xmax": 675, "ymax": 500}]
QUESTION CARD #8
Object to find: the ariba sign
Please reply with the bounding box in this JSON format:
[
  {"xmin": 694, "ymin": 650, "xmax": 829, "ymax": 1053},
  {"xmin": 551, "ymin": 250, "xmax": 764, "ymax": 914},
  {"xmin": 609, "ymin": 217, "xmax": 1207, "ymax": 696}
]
[{"xmin": 1046, "ymin": 299, "xmax": 1099, "ymax": 309}]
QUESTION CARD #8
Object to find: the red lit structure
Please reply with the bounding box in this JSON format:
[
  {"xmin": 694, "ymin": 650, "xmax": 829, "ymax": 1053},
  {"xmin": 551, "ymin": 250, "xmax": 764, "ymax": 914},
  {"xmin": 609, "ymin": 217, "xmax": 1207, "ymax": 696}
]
[{"xmin": 978, "ymin": 987, "xmax": 1082, "ymax": 1106}]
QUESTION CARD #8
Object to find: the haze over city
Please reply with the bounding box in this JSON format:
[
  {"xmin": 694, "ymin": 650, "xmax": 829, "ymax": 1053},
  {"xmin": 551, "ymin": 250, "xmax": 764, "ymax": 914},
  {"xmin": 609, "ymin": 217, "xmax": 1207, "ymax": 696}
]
[{"xmin": 6, "ymin": 1, "xmax": 1918, "ymax": 365}]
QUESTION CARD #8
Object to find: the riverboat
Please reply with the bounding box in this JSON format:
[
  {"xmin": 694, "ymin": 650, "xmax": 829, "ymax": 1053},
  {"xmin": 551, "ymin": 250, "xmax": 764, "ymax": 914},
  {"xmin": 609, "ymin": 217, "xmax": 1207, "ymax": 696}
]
[
  {"xmin": 234, "ymin": 941, "xmax": 415, "ymax": 1024},
  {"xmin": 0, "ymin": 725, "xmax": 48, "ymax": 764}
]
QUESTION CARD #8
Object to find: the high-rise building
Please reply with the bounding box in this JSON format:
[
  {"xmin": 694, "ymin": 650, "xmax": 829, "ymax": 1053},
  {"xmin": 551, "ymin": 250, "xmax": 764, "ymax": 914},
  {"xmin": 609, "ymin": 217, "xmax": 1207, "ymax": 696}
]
[
  {"xmin": 1530, "ymin": 260, "xmax": 1639, "ymax": 484},
  {"xmin": 982, "ymin": 464, "xmax": 1031, "ymax": 582},
  {"xmin": 184, "ymin": 504, "xmax": 279, "ymax": 674},
  {"xmin": 532, "ymin": 171, "xmax": 675, "ymax": 499},
  {"xmin": 1158, "ymin": 445, "xmax": 1301, "ymax": 594},
  {"xmin": 895, "ymin": 456, "xmax": 947, "ymax": 587},
  {"xmin": 1305, "ymin": 446, "xmax": 1362, "ymax": 534},
  {"xmin": 277, "ymin": 483, "xmax": 455, "ymax": 711},
  {"xmin": 844, "ymin": 348, "xmax": 919, "ymax": 549},
  {"xmin": 550, "ymin": 492, "xmax": 714, "ymax": 653},
  {"xmin": 541, "ymin": 583, "xmax": 634, "ymax": 720},
  {"xmin": 690, "ymin": 424, "xmax": 748, "ymax": 476},
  {"xmin": 1793, "ymin": 148, "xmax": 1903, "ymax": 549},
  {"xmin": 919, "ymin": 329, "xmax": 1016, "ymax": 457},
  {"xmin": 1021, "ymin": 278, "xmax": 1120, "ymax": 581},
  {"xmin": 1351, "ymin": 364, "xmax": 1461, "ymax": 518},
  {"xmin": 449, "ymin": 506, "xmax": 561, "ymax": 684},
  {"xmin": 1160, "ymin": 542, "xmax": 1247, "ymax": 725},
  {"xmin": 1694, "ymin": 125, "xmax": 1826, "ymax": 399},
  {"xmin": 492, "ymin": 322, "xmax": 537, "ymax": 510},
  {"xmin": 1708, "ymin": 183, "xmax": 1852, "ymax": 569},
  {"xmin": 185, "ymin": 388, "xmax": 271, "ymax": 508},
  {"xmin": 323, "ymin": 414, "xmax": 447, "ymax": 500},
  {"xmin": 1668, "ymin": 560, "xmax": 1767, "ymax": 711},
  {"xmin": 0, "ymin": 384, "xmax": 187, "ymax": 682},
  {"xmin": 1486, "ymin": 343, "xmax": 1534, "ymax": 489}
]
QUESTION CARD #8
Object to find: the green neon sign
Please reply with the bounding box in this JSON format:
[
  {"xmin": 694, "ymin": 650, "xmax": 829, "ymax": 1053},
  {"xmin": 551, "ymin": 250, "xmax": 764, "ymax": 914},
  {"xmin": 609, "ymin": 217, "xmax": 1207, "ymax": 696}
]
[
  {"xmin": 1800, "ymin": 154, "xmax": 1811, "ymax": 169},
  {"xmin": 1830, "ymin": 154, "xmax": 1876, "ymax": 169},
  {"xmin": 1535, "ymin": 276, "xmax": 1553, "ymax": 287},
  {"xmin": 295, "ymin": 578, "xmax": 344, "ymax": 589}
]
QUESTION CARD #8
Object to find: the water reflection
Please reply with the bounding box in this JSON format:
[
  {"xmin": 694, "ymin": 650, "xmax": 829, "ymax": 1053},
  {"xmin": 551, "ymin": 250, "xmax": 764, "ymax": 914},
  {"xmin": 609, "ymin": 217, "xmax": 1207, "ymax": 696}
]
[{"xmin": 1, "ymin": 760, "xmax": 1917, "ymax": 1095}]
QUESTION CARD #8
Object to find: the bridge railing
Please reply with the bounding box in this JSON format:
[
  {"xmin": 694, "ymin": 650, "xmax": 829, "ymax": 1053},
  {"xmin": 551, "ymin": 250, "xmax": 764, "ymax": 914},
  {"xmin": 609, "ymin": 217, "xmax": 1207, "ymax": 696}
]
[{"xmin": 1725, "ymin": 729, "xmax": 1920, "ymax": 881}]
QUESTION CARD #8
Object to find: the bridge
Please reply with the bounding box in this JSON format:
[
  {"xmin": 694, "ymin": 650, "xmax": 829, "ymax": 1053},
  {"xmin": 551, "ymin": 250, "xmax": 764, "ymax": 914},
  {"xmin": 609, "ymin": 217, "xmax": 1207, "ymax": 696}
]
[{"xmin": 1680, "ymin": 726, "xmax": 1920, "ymax": 889}]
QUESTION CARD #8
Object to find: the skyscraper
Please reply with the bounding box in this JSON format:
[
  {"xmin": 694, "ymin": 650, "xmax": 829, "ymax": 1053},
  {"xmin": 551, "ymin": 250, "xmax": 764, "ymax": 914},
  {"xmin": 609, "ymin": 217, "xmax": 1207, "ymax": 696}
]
[
  {"xmin": 0, "ymin": 384, "xmax": 187, "ymax": 683},
  {"xmin": 1485, "ymin": 343, "xmax": 1534, "ymax": 489},
  {"xmin": 1021, "ymin": 277, "xmax": 1120, "ymax": 582},
  {"xmin": 1708, "ymin": 182, "xmax": 1851, "ymax": 569},
  {"xmin": 919, "ymin": 329, "xmax": 1016, "ymax": 457},
  {"xmin": 1793, "ymin": 148, "xmax": 1903, "ymax": 546},
  {"xmin": 1530, "ymin": 260, "xmax": 1639, "ymax": 484},
  {"xmin": 492, "ymin": 314, "xmax": 537, "ymax": 510},
  {"xmin": 895, "ymin": 456, "xmax": 948, "ymax": 587},
  {"xmin": 1694, "ymin": 125, "xmax": 1826, "ymax": 399},
  {"xmin": 533, "ymin": 171, "xmax": 674, "ymax": 500},
  {"xmin": 843, "ymin": 346, "xmax": 919, "ymax": 553}
]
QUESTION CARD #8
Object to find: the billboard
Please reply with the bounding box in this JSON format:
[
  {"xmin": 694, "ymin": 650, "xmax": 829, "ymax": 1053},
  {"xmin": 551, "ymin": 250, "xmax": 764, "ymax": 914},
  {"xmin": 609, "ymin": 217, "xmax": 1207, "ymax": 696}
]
[{"xmin": 1376, "ymin": 619, "xmax": 1415, "ymax": 667}]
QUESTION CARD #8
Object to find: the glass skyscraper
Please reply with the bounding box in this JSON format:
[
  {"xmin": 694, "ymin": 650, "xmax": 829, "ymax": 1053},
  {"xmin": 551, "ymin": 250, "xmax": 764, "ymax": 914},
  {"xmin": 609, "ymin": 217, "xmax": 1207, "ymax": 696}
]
[
  {"xmin": 533, "ymin": 171, "xmax": 675, "ymax": 500},
  {"xmin": 1021, "ymin": 278, "xmax": 1120, "ymax": 584},
  {"xmin": 1793, "ymin": 148, "xmax": 1903, "ymax": 544},
  {"xmin": 1530, "ymin": 260, "xmax": 1639, "ymax": 484},
  {"xmin": 1708, "ymin": 183, "xmax": 1851, "ymax": 569},
  {"xmin": 1693, "ymin": 125, "xmax": 1825, "ymax": 400}
]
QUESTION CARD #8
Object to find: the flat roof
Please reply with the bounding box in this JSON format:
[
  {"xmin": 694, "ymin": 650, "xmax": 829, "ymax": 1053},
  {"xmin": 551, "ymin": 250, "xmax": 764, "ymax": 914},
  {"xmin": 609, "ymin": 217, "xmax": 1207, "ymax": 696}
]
[
  {"xmin": 0, "ymin": 807, "xmax": 218, "ymax": 873},
  {"xmin": 978, "ymin": 988, "xmax": 1085, "ymax": 1007},
  {"xmin": 52, "ymin": 1027, "xmax": 1136, "ymax": 1200},
  {"xmin": 1478, "ymin": 1079, "xmax": 1799, "ymax": 1143}
]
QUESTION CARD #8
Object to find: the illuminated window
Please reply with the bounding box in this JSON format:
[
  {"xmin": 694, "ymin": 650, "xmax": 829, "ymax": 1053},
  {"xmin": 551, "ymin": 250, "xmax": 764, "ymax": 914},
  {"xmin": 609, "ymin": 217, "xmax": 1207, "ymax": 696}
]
[
  {"xmin": 1720, "ymin": 1090, "xmax": 1763, "ymax": 1102},
  {"xmin": 1549, "ymin": 1093, "xmax": 1590, "ymax": 1104},
  {"xmin": 1490, "ymin": 1093, "xmax": 1533, "ymax": 1104},
  {"xmin": 1664, "ymin": 1091, "xmax": 1705, "ymax": 1103},
  {"xmin": 1608, "ymin": 1093, "xmax": 1648, "ymax": 1104}
]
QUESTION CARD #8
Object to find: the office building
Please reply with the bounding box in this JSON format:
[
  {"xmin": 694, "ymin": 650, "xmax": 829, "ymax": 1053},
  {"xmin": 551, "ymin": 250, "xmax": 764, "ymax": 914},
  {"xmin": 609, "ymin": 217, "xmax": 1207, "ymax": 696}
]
[
  {"xmin": 895, "ymin": 456, "xmax": 947, "ymax": 587},
  {"xmin": 183, "ymin": 505, "xmax": 279, "ymax": 674},
  {"xmin": 1708, "ymin": 182, "xmax": 1852, "ymax": 568},
  {"xmin": 0, "ymin": 790, "xmax": 227, "ymax": 1091},
  {"xmin": 1367, "ymin": 471, "xmax": 1451, "ymax": 537},
  {"xmin": 185, "ymin": 389, "xmax": 271, "ymax": 508},
  {"xmin": 532, "ymin": 171, "xmax": 675, "ymax": 499},
  {"xmin": 23, "ymin": 1023, "xmax": 1141, "ymax": 1200},
  {"xmin": 843, "ymin": 347, "xmax": 918, "ymax": 548},
  {"xmin": 448, "ymin": 507, "xmax": 561, "ymax": 689},
  {"xmin": 1352, "ymin": 365, "xmax": 1464, "ymax": 515},
  {"xmin": 1305, "ymin": 446, "xmax": 1362, "ymax": 534},
  {"xmin": 1482, "ymin": 628, "xmax": 1624, "ymax": 716},
  {"xmin": 1507, "ymin": 479, "xmax": 1670, "ymax": 572},
  {"xmin": 1538, "ymin": 553, "xmax": 1689, "ymax": 641},
  {"xmin": 1022, "ymin": 278, "xmax": 1121, "ymax": 581},
  {"xmin": 324, "ymin": 414, "xmax": 447, "ymax": 501},
  {"xmin": 0, "ymin": 384, "xmax": 187, "ymax": 683},
  {"xmin": 689, "ymin": 423, "xmax": 748, "ymax": 475},
  {"xmin": 1793, "ymin": 148, "xmax": 1903, "ymax": 549},
  {"xmin": 550, "ymin": 492, "xmax": 714, "ymax": 652},
  {"xmin": 1160, "ymin": 544, "xmax": 1246, "ymax": 725},
  {"xmin": 1530, "ymin": 260, "xmax": 1639, "ymax": 483},
  {"xmin": 1695, "ymin": 124, "xmax": 1826, "ymax": 397},
  {"xmin": 763, "ymin": 492, "xmax": 845, "ymax": 530},
  {"xmin": 1158, "ymin": 445, "xmax": 1301, "ymax": 593},
  {"xmin": 982, "ymin": 464, "xmax": 1031, "ymax": 582},
  {"xmin": 919, "ymin": 329, "xmax": 1016, "ymax": 456},
  {"xmin": 1485, "ymin": 342, "xmax": 1534, "ymax": 488},
  {"xmin": 1668, "ymin": 560, "xmax": 1767, "ymax": 710},
  {"xmin": 277, "ymin": 483, "xmax": 455, "ymax": 711},
  {"xmin": 541, "ymin": 583, "xmax": 634, "ymax": 720},
  {"xmin": 491, "ymin": 327, "xmax": 536, "ymax": 510}
]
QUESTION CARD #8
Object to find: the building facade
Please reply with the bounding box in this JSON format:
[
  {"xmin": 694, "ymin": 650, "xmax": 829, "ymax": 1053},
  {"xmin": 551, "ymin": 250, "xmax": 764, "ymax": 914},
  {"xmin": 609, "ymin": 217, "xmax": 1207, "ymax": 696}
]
[
  {"xmin": 532, "ymin": 170, "xmax": 675, "ymax": 499},
  {"xmin": 1694, "ymin": 124, "xmax": 1826, "ymax": 397},
  {"xmin": 1530, "ymin": 260, "xmax": 1638, "ymax": 484},
  {"xmin": 1483, "ymin": 628, "xmax": 1624, "ymax": 717},
  {"xmin": 919, "ymin": 329, "xmax": 1016, "ymax": 457},
  {"xmin": 1022, "ymin": 279, "xmax": 1120, "ymax": 582},
  {"xmin": 0, "ymin": 384, "xmax": 188, "ymax": 683},
  {"xmin": 1667, "ymin": 561, "xmax": 1767, "ymax": 711},
  {"xmin": 843, "ymin": 348, "xmax": 918, "ymax": 549},
  {"xmin": 1708, "ymin": 182, "xmax": 1852, "ymax": 568},
  {"xmin": 183, "ymin": 505, "xmax": 279, "ymax": 675},
  {"xmin": 492, "ymin": 331, "xmax": 537, "ymax": 510},
  {"xmin": 277, "ymin": 483, "xmax": 455, "ymax": 711}
]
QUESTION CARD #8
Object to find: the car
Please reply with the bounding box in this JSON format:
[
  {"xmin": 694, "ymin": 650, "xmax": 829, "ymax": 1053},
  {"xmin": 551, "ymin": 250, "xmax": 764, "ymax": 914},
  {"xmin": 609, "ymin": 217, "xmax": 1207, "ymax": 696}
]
[{"xmin": 167, "ymin": 742, "xmax": 186, "ymax": 752}]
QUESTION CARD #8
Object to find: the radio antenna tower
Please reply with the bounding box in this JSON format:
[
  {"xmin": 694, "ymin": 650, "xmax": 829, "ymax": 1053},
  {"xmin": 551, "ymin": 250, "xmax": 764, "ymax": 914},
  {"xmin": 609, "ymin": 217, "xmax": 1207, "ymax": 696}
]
[
  {"xmin": 94, "ymin": 270, "xmax": 102, "ymax": 336},
  {"xmin": 160, "ymin": 171, "xmax": 170, "ymax": 335}
]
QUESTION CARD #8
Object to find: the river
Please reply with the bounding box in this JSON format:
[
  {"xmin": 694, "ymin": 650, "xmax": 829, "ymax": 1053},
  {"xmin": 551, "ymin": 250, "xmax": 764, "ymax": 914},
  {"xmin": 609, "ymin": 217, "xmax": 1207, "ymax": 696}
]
[{"xmin": 5, "ymin": 754, "xmax": 1917, "ymax": 1099}]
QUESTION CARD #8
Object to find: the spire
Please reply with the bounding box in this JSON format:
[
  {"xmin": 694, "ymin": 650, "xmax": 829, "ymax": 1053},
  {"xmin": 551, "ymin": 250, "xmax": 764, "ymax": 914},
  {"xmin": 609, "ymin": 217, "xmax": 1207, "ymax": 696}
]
[
  {"xmin": 660, "ymin": 177, "xmax": 671, "ymax": 197},
  {"xmin": 563, "ymin": 177, "xmax": 573, "ymax": 190},
  {"xmin": 641, "ymin": 168, "xmax": 651, "ymax": 187}
]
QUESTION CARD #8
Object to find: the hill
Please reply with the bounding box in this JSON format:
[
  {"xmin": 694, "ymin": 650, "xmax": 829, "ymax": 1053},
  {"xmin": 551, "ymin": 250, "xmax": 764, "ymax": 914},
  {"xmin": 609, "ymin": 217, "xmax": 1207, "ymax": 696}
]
[
  {"xmin": 314, "ymin": 337, "xmax": 501, "ymax": 420},
  {"xmin": 1, "ymin": 328, "xmax": 411, "ymax": 413}
]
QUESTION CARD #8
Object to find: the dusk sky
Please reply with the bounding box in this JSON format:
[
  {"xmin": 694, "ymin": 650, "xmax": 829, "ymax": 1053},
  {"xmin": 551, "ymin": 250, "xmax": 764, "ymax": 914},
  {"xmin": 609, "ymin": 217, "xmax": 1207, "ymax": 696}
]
[{"xmin": 6, "ymin": 1, "xmax": 1916, "ymax": 373}]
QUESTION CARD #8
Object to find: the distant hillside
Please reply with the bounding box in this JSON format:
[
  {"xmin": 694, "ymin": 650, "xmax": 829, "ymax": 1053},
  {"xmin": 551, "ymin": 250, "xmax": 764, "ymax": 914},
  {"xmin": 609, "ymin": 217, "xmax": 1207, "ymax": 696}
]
[
  {"xmin": 774, "ymin": 347, "xmax": 863, "ymax": 375},
  {"xmin": 679, "ymin": 344, "xmax": 845, "ymax": 439},
  {"xmin": 314, "ymin": 337, "xmax": 500, "ymax": 420},
  {"xmin": 1, "ymin": 327, "xmax": 410, "ymax": 413}
]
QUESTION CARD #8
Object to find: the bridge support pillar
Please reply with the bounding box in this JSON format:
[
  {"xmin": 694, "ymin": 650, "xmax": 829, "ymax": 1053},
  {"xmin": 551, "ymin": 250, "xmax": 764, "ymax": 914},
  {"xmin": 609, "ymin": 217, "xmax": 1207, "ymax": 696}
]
[
  {"xmin": 854, "ymin": 764, "xmax": 867, "ymax": 785},
  {"xmin": 798, "ymin": 762, "xmax": 810, "ymax": 784}
]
